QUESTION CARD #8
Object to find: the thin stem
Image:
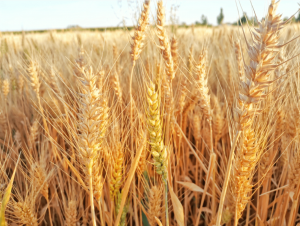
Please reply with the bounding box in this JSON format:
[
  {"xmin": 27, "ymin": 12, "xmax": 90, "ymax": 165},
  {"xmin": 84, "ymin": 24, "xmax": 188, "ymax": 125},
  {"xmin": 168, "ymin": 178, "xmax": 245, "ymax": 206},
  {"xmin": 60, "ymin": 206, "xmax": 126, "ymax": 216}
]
[
  {"xmin": 209, "ymin": 120, "xmax": 216, "ymax": 217},
  {"xmin": 99, "ymin": 199, "xmax": 105, "ymax": 226},
  {"xmin": 130, "ymin": 61, "xmax": 137, "ymax": 226},
  {"xmin": 209, "ymin": 120, "xmax": 214, "ymax": 154},
  {"xmin": 164, "ymin": 179, "xmax": 169, "ymax": 226},
  {"xmin": 195, "ymin": 153, "xmax": 216, "ymax": 226},
  {"xmin": 215, "ymin": 131, "xmax": 241, "ymax": 226},
  {"xmin": 89, "ymin": 166, "xmax": 97, "ymax": 226},
  {"xmin": 47, "ymin": 198, "xmax": 53, "ymax": 226}
]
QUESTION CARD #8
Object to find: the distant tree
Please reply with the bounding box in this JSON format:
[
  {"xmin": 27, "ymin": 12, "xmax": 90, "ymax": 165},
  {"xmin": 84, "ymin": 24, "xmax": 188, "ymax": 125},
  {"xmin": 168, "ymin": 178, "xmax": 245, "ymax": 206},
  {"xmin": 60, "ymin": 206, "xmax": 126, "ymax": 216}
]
[
  {"xmin": 201, "ymin": 15, "xmax": 208, "ymax": 25},
  {"xmin": 283, "ymin": 17, "xmax": 289, "ymax": 22},
  {"xmin": 233, "ymin": 13, "xmax": 258, "ymax": 26},
  {"xmin": 238, "ymin": 13, "xmax": 248, "ymax": 25},
  {"xmin": 296, "ymin": 12, "xmax": 300, "ymax": 22},
  {"xmin": 217, "ymin": 8, "xmax": 224, "ymax": 25}
]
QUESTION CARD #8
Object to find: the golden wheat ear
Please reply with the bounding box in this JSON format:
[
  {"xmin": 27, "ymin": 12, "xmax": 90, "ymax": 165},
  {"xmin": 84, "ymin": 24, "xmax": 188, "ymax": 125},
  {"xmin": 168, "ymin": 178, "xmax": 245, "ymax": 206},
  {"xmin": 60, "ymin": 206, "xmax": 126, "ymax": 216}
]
[
  {"xmin": 147, "ymin": 185, "xmax": 163, "ymax": 226},
  {"xmin": 156, "ymin": 0, "xmax": 175, "ymax": 82},
  {"xmin": 130, "ymin": 0, "xmax": 150, "ymax": 62},
  {"xmin": 217, "ymin": 0, "xmax": 288, "ymax": 224}
]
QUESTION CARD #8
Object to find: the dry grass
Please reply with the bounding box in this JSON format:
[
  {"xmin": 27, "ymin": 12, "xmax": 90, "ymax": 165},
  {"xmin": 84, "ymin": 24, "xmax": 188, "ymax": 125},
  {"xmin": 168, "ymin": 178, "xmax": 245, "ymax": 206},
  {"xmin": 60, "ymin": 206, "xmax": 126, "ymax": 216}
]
[{"xmin": 1, "ymin": 0, "xmax": 300, "ymax": 225}]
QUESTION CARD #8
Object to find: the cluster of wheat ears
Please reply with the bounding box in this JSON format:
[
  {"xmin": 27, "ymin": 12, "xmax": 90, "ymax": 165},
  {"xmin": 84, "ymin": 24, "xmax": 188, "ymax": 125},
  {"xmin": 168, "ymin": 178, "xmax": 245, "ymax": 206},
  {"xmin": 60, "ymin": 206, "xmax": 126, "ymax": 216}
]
[{"xmin": 1, "ymin": 0, "xmax": 300, "ymax": 225}]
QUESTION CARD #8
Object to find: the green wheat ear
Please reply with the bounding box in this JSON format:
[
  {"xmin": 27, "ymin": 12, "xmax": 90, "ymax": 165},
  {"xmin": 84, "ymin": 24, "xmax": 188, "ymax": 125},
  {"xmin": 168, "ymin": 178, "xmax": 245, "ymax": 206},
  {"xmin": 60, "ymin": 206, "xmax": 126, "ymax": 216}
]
[
  {"xmin": 0, "ymin": 155, "xmax": 20, "ymax": 226},
  {"xmin": 146, "ymin": 81, "xmax": 168, "ymax": 180},
  {"xmin": 116, "ymin": 191, "xmax": 129, "ymax": 226}
]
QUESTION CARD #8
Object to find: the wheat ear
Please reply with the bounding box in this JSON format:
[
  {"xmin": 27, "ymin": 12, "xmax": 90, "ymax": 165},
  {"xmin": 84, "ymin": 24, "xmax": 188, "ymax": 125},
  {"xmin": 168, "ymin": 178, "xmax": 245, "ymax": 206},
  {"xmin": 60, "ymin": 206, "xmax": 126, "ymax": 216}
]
[
  {"xmin": 171, "ymin": 35, "xmax": 179, "ymax": 71},
  {"xmin": 194, "ymin": 49, "xmax": 211, "ymax": 121},
  {"xmin": 130, "ymin": 0, "xmax": 150, "ymax": 62},
  {"xmin": 28, "ymin": 61, "xmax": 49, "ymax": 135},
  {"xmin": 129, "ymin": 5, "xmax": 151, "ymax": 222},
  {"xmin": 77, "ymin": 66, "xmax": 107, "ymax": 226},
  {"xmin": 14, "ymin": 201, "xmax": 38, "ymax": 226},
  {"xmin": 65, "ymin": 200, "xmax": 77, "ymax": 226},
  {"xmin": 111, "ymin": 72, "xmax": 123, "ymax": 104},
  {"xmin": 156, "ymin": 1, "xmax": 175, "ymax": 82},
  {"xmin": 2, "ymin": 79, "xmax": 9, "ymax": 98},
  {"xmin": 146, "ymin": 81, "xmax": 169, "ymax": 225},
  {"xmin": 234, "ymin": 40, "xmax": 244, "ymax": 79},
  {"xmin": 217, "ymin": 1, "xmax": 286, "ymax": 224},
  {"xmin": 148, "ymin": 185, "xmax": 163, "ymax": 226},
  {"xmin": 147, "ymin": 81, "xmax": 167, "ymax": 179},
  {"xmin": 109, "ymin": 142, "xmax": 124, "ymax": 198}
]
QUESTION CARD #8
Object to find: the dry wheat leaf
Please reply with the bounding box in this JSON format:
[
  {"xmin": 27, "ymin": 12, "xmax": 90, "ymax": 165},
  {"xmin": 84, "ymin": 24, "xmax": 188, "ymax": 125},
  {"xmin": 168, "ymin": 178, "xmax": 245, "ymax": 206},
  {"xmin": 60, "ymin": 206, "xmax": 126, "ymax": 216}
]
[
  {"xmin": 176, "ymin": 181, "xmax": 213, "ymax": 197},
  {"xmin": 177, "ymin": 181, "xmax": 204, "ymax": 192},
  {"xmin": 0, "ymin": 156, "xmax": 20, "ymax": 226},
  {"xmin": 170, "ymin": 187, "xmax": 184, "ymax": 226}
]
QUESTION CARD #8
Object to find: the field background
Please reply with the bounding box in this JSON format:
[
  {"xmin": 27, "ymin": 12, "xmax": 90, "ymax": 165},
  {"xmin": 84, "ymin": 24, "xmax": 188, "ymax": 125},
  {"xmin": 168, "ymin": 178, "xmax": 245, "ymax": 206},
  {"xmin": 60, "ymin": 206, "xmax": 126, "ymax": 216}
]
[{"xmin": 1, "ymin": 1, "xmax": 300, "ymax": 226}]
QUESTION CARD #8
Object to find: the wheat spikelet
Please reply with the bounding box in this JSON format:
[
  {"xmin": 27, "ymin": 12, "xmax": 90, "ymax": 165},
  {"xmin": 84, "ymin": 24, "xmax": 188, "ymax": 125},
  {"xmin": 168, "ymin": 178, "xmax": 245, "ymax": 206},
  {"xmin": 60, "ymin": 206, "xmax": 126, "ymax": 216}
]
[
  {"xmin": 234, "ymin": 40, "xmax": 244, "ymax": 79},
  {"xmin": 155, "ymin": 63, "xmax": 162, "ymax": 90},
  {"xmin": 228, "ymin": 127, "xmax": 257, "ymax": 219},
  {"xmin": 29, "ymin": 119, "xmax": 39, "ymax": 149},
  {"xmin": 177, "ymin": 76, "xmax": 187, "ymax": 115},
  {"xmin": 111, "ymin": 72, "xmax": 122, "ymax": 104},
  {"xmin": 49, "ymin": 66, "xmax": 60, "ymax": 94},
  {"xmin": 14, "ymin": 130, "xmax": 22, "ymax": 147},
  {"xmin": 14, "ymin": 201, "xmax": 38, "ymax": 226},
  {"xmin": 146, "ymin": 81, "xmax": 167, "ymax": 180},
  {"xmin": 92, "ymin": 163, "xmax": 104, "ymax": 201},
  {"xmin": 137, "ymin": 130, "xmax": 147, "ymax": 175},
  {"xmin": 260, "ymin": 147, "xmax": 272, "ymax": 180},
  {"xmin": 147, "ymin": 185, "xmax": 163, "ymax": 226},
  {"xmin": 194, "ymin": 49, "xmax": 211, "ymax": 121},
  {"xmin": 212, "ymin": 96, "xmax": 223, "ymax": 144},
  {"xmin": 171, "ymin": 35, "xmax": 179, "ymax": 71},
  {"xmin": 65, "ymin": 200, "xmax": 77, "ymax": 226},
  {"xmin": 182, "ymin": 94, "xmax": 197, "ymax": 132},
  {"xmin": 130, "ymin": 0, "xmax": 150, "ymax": 62},
  {"xmin": 156, "ymin": 0, "xmax": 175, "ymax": 82},
  {"xmin": 162, "ymin": 74, "xmax": 172, "ymax": 113},
  {"xmin": 193, "ymin": 113, "xmax": 201, "ymax": 141},
  {"xmin": 32, "ymin": 163, "xmax": 49, "ymax": 200},
  {"xmin": 0, "ymin": 111, "xmax": 7, "ymax": 133},
  {"xmin": 2, "ymin": 79, "xmax": 9, "ymax": 98},
  {"xmin": 110, "ymin": 142, "xmax": 124, "ymax": 198},
  {"xmin": 28, "ymin": 61, "xmax": 40, "ymax": 94}
]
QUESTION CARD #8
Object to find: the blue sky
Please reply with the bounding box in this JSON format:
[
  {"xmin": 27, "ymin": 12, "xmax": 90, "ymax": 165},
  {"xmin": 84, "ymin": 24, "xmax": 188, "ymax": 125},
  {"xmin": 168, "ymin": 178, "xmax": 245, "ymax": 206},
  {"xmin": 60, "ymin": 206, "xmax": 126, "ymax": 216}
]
[{"xmin": 0, "ymin": 0, "xmax": 299, "ymax": 31}]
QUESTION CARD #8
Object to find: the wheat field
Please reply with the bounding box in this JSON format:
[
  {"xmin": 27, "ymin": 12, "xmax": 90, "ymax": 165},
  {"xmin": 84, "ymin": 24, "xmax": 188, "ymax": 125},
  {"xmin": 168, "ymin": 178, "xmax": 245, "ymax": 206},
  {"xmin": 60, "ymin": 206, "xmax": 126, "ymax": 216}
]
[{"xmin": 0, "ymin": 0, "xmax": 300, "ymax": 225}]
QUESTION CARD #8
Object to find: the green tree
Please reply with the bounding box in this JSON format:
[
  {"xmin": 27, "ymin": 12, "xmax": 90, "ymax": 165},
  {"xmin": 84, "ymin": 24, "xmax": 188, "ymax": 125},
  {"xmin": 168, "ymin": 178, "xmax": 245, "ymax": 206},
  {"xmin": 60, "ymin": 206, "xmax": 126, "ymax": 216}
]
[
  {"xmin": 217, "ymin": 8, "xmax": 224, "ymax": 25},
  {"xmin": 296, "ymin": 13, "xmax": 300, "ymax": 22},
  {"xmin": 201, "ymin": 15, "xmax": 208, "ymax": 25},
  {"xmin": 238, "ymin": 13, "xmax": 248, "ymax": 25}
]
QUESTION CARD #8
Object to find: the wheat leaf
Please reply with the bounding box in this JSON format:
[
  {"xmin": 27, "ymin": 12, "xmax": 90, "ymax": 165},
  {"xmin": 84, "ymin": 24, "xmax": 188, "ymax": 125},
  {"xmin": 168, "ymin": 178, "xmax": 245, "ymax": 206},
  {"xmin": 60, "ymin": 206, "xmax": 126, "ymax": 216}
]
[{"xmin": 0, "ymin": 156, "xmax": 20, "ymax": 226}]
